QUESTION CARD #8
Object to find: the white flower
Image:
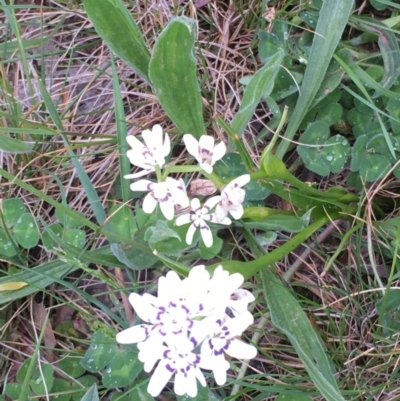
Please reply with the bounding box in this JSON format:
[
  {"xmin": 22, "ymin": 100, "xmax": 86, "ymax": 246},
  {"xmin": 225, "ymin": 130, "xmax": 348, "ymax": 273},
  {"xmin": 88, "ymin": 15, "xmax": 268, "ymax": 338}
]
[
  {"xmin": 215, "ymin": 174, "xmax": 250, "ymax": 222},
  {"xmin": 183, "ymin": 134, "xmax": 226, "ymax": 174},
  {"xmin": 125, "ymin": 125, "xmax": 171, "ymax": 179},
  {"xmin": 175, "ymin": 197, "xmax": 230, "ymax": 248},
  {"xmin": 116, "ymin": 267, "xmax": 212, "ymax": 348},
  {"xmin": 116, "ymin": 265, "xmax": 257, "ymax": 398},
  {"xmin": 199, "ymin": 313, "xmax": 257, "ymax": 385},
  {"xmin": 130, "ymin": 177, "xmax": 189, "ymax": 220},
  {"xmin": 228, "ymin": 289, "xmax": 255, "ymax": 318},
  {"xmin": 138, "ymin": 335, "xmax": 206, "ymax": 397}
]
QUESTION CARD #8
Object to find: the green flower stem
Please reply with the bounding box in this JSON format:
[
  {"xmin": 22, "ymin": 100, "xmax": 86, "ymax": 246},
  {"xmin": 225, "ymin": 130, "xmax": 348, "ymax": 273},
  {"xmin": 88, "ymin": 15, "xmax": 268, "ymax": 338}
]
[
  {"xmin": 201, "ymin": 170, "xmax": 226, "ymax": 189},
  {"xmin": 207, "ymin": 213, "xmax": 339, "ymax": 279},
  {"xmin": 155, "ymin": 165, "xmax": 163, "ymax": 182},
  {"xmin": 215, "ymin": 116, "xmax": 256, "ymax": 171}
]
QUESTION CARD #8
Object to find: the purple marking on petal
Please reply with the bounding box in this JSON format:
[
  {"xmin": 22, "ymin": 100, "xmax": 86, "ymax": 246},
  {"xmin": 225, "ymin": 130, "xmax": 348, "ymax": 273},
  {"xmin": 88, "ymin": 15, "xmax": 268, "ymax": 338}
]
[
  {"xmin": 208, "ymin": 339, "xmax": 214, "ymax": 349},
  {"xmin": 159, "ymin": 329, "xmax": 167, "ymax": 336},
  {"xmin": 170, "ymin": 301, "xmax": 177, "ymax": 308},
  {"xmin": 199, "ymin": 304, "xmax": 204, "ymax": 311},
  {"xmin": 188, "ymin": 319, "xmax": 194, "ymax": 329},
  {"xmin": 163, "ymin": 350, "xmax": 170, "ymax": 358},
  {"xmin": 222, "ymin": 326, "xmax": 228, "ymax": 331},
  {"xmin": 216, "ymin": 319, "xmax": 222, "ymax": 326},
  {"xmin": 190, "ymin": 336, "xmax": 198, "ymax": 348},
  {"xmin": 173, "ymin": 329, "xmax": 183, "ymax": 335},
  {"xmin": 194, "ymin": 355, "xmax": 201, "ymax": 365},
  {"xmin": 166, "ymin": 363, "xmax": 175, "ymax": 373},
  {"xmin": 215, "ymin": 348, "xmax": 224, "ymax": 356},
  {"xmin": 181, "ymin": 304, "xmax": 190, "ymax": 314},
  {"xmin": 223, "ymin": 342, "xmax": 230, "ymax": 350}
]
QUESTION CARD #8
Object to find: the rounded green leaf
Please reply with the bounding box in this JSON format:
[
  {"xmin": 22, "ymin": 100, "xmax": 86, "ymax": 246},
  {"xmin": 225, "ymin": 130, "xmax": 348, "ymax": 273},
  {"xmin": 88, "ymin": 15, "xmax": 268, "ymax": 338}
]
[
  {"xmin": 51, "ymin": 379, "xmax": 71, "ymax": 401},
  {"xmin": 0, "ymin": 228, "xmax": 18, "ymax": 257},
  {"xmin": 321, "ymin": 134, "xmax": 350, "ymax": 173},
  {"xmin": 102, "ymin": 348, "xmax": 142, "ymax": 388},
  {"xmin": 55, "ymin": 206, "xmax": 84, "ymax": 229},
  {"xmin": 30, "ymin": 364, "xmax": 54, "ymax": 395},
  {"xmin": 13, "ymin": 213, "xmax": 39, "ymax": 248},
  {"xmin": 64, "ymin": 229, "xmax": 86, "ymax": 249},
  {"xmin": 360, "ymin": 154, "xmax": 391, "ymax": 181},
  {"xmin": 80, "ymin": 331, "xmax": 117, "ymax": 372},
  {"xmin": 59, "ymin": 354, "xmax": 86, "ymax": 378},
  {"xmin": 2, "ymin": 198, "xmax": 27, "ymax": 227},
  {"xmin": 42, "ymin": 223, "xmax": 63, "ymax": 249}
]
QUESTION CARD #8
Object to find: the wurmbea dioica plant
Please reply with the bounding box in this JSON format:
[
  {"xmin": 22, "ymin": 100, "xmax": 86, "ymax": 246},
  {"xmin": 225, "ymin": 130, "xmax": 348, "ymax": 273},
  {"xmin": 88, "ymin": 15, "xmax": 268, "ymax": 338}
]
[
  {"xmin": 125, "ymin": 125, "xmax": 249, "ymax": 247},
  {"xmin": 116, "ymin": 265, "xmax": 256, "ymax": 397}
]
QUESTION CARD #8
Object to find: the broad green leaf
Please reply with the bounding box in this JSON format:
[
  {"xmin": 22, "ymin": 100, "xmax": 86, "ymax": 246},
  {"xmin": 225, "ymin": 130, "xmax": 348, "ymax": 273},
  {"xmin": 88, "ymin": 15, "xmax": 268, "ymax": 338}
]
[
  {"xmin": 377, "ymin": 289, "xmax": 400, "ymax": 336},
  {"xmin": 359, "ymin": 154, "xmax": 391, "ymax": 181},
  {"xmin": 13, "ymin": 213, "xmax": 39, "ymax": 248},
  {"xmin": 126, "ymin": 381, "xmax": 155, "ymax": 401},
  {"xmin": 84, "ymin": 0, "xmax": 150, "ymax": 81},
  {"xmin": 0, "ymin": 134, "xmax": 33, "ymax": 153},
  {"xmin": 149, "ymin": 17, "xmax": 204, "ymax": 138},
  {"xmin": 1, "ymin": 198, "xmax": 27, "ymax": 227},
  {"xmin": 81, "ymin": 383, "xmax": 99, "ymax": 401},
  {"xmin": 261, "ymin": 269, "xmax": 345, "ymax": 401},
  {"xmin": 199, "ymin": 235, "xmax": 223, "ymax": 260},
  {"xmin": 276, "ymin": 1, "xmax": 355, "ymax": 159},
  {"xmin": 42, "ymin": 223, "xmax": 64, "ymax": 249},
  {"xmin": 5, "ymin": 383, "xmax": 33, "ymax": 400},
  {"xmin": 231, "ymin": 49, "xmax": 284, "ymax": 136},
  {"xmin": 321, "ymin": 134, "xmax": 350, "ymax": 173}
]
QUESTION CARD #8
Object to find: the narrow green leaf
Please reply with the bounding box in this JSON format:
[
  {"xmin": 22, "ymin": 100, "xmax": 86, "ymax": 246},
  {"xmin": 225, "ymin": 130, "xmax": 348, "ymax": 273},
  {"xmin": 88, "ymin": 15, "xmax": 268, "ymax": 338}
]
[
  {"xmin": 84, "ymin": 0, "xmax": 150, "ymax": 82},
  {"xmin": 231, "ymin": 49, "xmax": 284, "ymax": 136},
  {"xmin": 149, "ymin": 17, "xmax": 204, "ymax": 138},
  {"xmin": 261, "ymin": 269, "xmax": 345, "ymax": 401},
  {"xmin": 0, "ymin": 260, "xmax": 75, "ymax": 305},
  {"xmin": 276, "ymin": 1, "xmax": 355, "ymax": 159},
  {"xmin": 81, "ymin": 384, "xmax": 99, "ymax": 401},
  {"xmin": 0, "ymin": 134, "xmax": 33, "ymax": 153}
]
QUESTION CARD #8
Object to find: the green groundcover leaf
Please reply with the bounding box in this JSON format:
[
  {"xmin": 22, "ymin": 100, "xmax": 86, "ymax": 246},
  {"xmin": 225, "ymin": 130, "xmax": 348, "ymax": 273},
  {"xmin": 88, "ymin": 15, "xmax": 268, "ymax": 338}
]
[
  {"xmin": 261, "ymin": 269, "xmax": 345, "ymax": 401},
  {"xmin": 149, "ymin": 17, "xmax": 204, "ymax": 138}
]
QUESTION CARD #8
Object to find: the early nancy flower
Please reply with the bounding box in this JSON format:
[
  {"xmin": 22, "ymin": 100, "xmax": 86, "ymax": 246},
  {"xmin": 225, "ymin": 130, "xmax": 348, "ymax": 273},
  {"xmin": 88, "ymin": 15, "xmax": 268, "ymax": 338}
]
[
  {"xmin": 116, "ymin": 265, "xmax": 256, "ymax": 398},
  {"xmin": 175, "ymin": 197, "xmax": 230, "ymax": 248},
  {"xmin": 199, "ymin": 313, "xmax": 257, "ymax": 385},
  {"xmin": 183, "ymin": 134, "xmax": 226, "ymax": 174},
  {"xmin": 215, "ymin": 174, "xmax": 250, "ymax": 222},
  {"xmin": 138, "ymin": 335, "xmax": 206, "ymax": 397},
  {"xmin": 125, "ymin": 124, "xmax": 171, "ymax": 179},
  {"xmin": 130, "ymin": 177, "xmax": 189, "ymax": 220}
]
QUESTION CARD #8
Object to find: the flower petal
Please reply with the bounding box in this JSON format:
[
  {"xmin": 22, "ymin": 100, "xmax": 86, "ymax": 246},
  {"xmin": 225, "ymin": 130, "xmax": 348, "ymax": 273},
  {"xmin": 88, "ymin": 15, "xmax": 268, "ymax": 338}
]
[
  {"xmin": 142, "ymin": 192, "xmax": 158, "ymax": 214},
  {"xmin": 229, "ymin": 174, "xmax": 250, "ymax": 188},
  {"xmin": 116, "ymin": 324, "xmax": 148, "ymax": 344},
  {"xmin": 200, "ymin": 223, "xmax": 213, "ymax": 248},
  {"xmin": 186, "ymin": 223, "xmax": 197, "ymax": 245},
  {"xmin": 199, "ymin": 162, "xmax": 213, "ymax": 174},
  {"xmin": 147, "ymin": 359, "xmax": 174, "ymax": 397},
  {"xmin": 129, "ymin": 293, "xmax": 158, "ymax": 323},
  {"xmin": 124, "ymin": 169, "xmax": 154, "ymax": 179},
  {"xmin": 212, "ymin": 141, "xmax": 226, "ymax": 163},
  {"xmin": 229, "ymin": 204, "xmax": 244, "ymax": 220},
  {"xmin": 190, "ymin": 197, "xmax": 201, "ymax": 212},
  {"xmin": 203, "ymin": 195, "xmax": 221, "ymax": 211},
  {"xmin": 212, "ymin": 357, "xmax": 230, "ymax": 385},
  {"xmin": 225, "ymin": 339, "xmax": 257, "ymax": 360},
  {"xmin": 199, "ymin": 135, "xmax": 215, "ymax": 152},
  {"xmin": 183, "ymin": 134, "xmax": 200, "ymax": 159},
  {"xmin": 159, "ymin": 197, "xmax": 175, "ymax": 220},
  {"xmin": 158, "ymin": 270, "xmax": 182, "ymax": 301},
  {"xmin": 174, "ymin": 369, "xmax": 198, "ymax": 397},
  {"xmin": 175, "ymin": 213, "xmax": 192, "ymax": 226},
  {"xmin": 129, "ymin": 179, "xmax": 152, "ymax": 192}
]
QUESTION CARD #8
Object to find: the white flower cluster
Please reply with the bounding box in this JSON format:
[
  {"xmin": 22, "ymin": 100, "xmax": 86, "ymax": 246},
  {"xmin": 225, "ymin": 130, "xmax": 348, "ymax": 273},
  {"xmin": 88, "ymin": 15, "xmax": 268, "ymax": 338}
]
[
  {"xmin": 116, "ymin": 265, "xmax": 256, "ymax": 397},
  {"xmin": 126, "ymin": 125, "xmax": 250, "ymax": 247}
]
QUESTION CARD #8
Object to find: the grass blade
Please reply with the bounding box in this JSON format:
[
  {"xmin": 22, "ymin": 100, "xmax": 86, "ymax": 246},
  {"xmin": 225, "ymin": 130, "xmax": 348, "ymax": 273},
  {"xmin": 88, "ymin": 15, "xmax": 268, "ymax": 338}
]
[{"xmin": 276, "ymin": 1, "xmax": 355, "ymax": 159}]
